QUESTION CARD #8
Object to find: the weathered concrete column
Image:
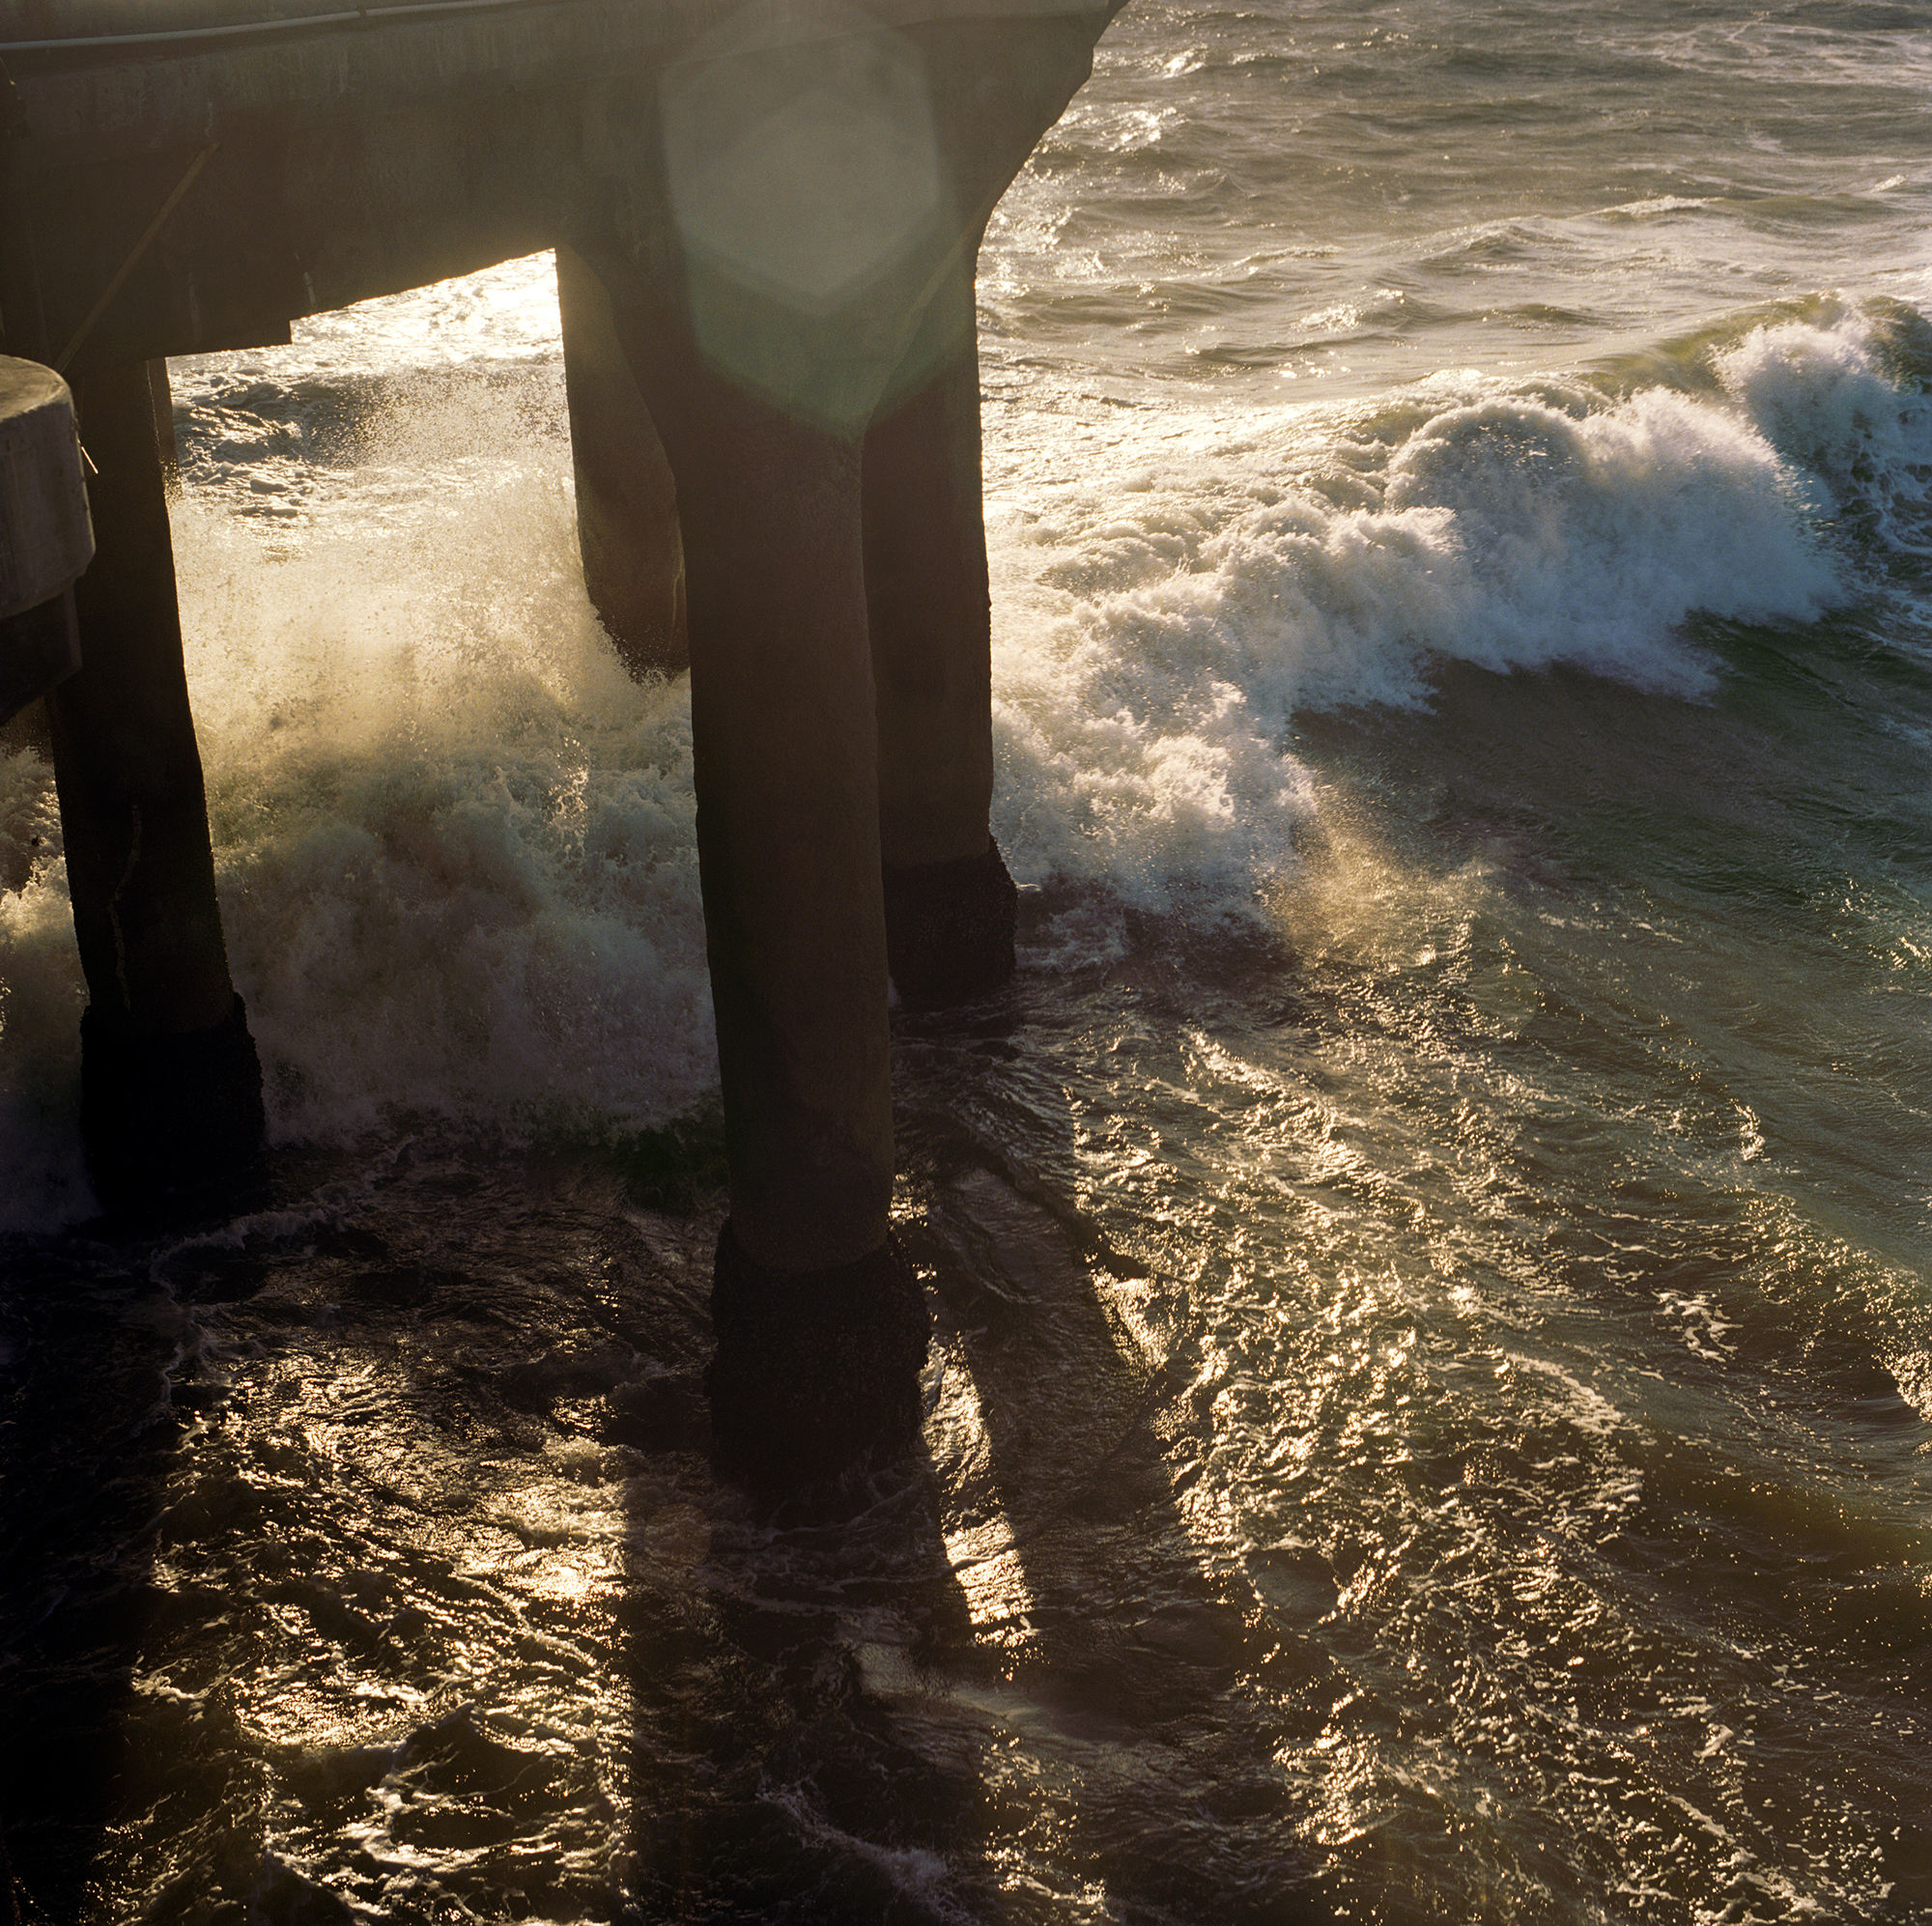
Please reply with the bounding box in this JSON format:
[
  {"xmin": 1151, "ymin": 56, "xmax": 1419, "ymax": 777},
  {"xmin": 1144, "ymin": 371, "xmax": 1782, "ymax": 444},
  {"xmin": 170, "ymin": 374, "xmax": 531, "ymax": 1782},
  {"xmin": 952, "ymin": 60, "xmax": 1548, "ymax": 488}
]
[
  {"xmin": 554, "ymin": 242, "xmax": 687, "ymax": 679},
  {"xmin": 598, "ymin": 307, "xmax": 927, "ymax": 1485},
  {"xmin": 674, "ymin": 389, "xmax": 893, "ymax": 1276},
  {"xmin": 45, "ymin": 354, "xmax": 264, "ymax": 1206},
  {"xmin": 865, "ymin": 271, "xmax": 1018, "ymax": 1006}
]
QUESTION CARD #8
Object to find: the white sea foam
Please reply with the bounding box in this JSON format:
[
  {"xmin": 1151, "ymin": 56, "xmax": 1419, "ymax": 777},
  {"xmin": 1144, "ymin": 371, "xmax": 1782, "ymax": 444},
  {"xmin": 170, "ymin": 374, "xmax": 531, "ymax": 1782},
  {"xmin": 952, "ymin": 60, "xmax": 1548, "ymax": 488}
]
[
  {"xmin": 0, "ymin": 411, "xmax": 715, "ymax": 1228},
  {"xmin": 0, "ymin": 753, "xmax": 90, "ymax": 1231},
  {"xmin": 1714, "ymin": 305, "xmax": 1932, "ymax": 556},
  {"xmin": 182, "ymin": 462, "xmax": 717, "ymax": 1147},
  {"xmin": 988, "ymin": 361, "xmax": 1847, "ymax": 914}
]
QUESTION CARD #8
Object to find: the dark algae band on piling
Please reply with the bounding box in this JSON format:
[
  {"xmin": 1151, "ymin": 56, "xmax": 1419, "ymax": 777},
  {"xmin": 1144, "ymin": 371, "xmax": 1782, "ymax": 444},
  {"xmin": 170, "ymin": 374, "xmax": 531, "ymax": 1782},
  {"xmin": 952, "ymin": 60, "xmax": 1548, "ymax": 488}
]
[{"xmin": 5, "ymin": 0, "xmax": 1932, "ymax": 1920}]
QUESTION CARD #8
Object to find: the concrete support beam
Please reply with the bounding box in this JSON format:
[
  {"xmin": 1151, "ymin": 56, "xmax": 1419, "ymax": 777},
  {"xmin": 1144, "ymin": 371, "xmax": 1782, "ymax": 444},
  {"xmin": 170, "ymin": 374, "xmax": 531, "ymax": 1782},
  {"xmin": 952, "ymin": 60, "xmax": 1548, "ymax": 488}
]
[
  {"xmin": 555, "ymin": 242, "xmax": 686, "ymax": 678},
  {"xmin": 865, "ymin": 273, "xmax": 1018, "ymax": 1005},
  {"xmin": 648, "ymin": 355, "xmax": 895, "ymax": 1275},
  {"xmin": 45, "ymin": 354, "xmax": 263, "ymax": 1205}
]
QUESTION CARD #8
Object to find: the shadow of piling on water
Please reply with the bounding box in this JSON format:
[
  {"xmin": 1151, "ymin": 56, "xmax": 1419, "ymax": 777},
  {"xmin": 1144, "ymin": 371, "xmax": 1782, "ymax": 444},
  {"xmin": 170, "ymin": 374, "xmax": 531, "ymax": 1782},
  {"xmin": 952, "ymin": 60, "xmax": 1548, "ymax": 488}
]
[
  {"xmin": 0, "ymin": 1221, "xmax": 264, "ymax": 1925},
  {"xmin": 11, "ymin": 1150, "xmax": 709, "ymax": 1926},
  {"xmin": 1, "ymin": 1140, "xmax": 992, "ymax": 1926},
  {"xmin": 611, "ymin": 1019, "xmax": 1346, "ymax": 1921},
  {"xmin": 616, "ymin": 1458, "xmax": 1003, "ymax": 1923},
  {"xmin": 0, "ymin": 1083, "xmax": 1338, "ymax": 1925},
  {"xmin": 611, "ymin": 1021, "xmax": 1342, "ymax": 1923},
  {"xmin": 888, "ymin": 998, "xmax": 1338, "ymax": 1926}
]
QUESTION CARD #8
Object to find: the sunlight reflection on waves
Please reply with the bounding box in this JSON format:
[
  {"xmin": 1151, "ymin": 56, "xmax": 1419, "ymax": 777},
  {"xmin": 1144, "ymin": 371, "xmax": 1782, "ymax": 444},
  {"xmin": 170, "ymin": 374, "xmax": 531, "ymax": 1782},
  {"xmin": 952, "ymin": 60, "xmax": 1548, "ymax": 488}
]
[
  {"xmin": 113, "ymin": 1249, "xmax": 646, "ymax": 1919},
  {"xmin": 6, "ymin": 6, "xmax": 1932, "ymax": 1907},
  {"xmin": 1035, "ymin": 773, "xmax": 1932, "ymax": 1916}
]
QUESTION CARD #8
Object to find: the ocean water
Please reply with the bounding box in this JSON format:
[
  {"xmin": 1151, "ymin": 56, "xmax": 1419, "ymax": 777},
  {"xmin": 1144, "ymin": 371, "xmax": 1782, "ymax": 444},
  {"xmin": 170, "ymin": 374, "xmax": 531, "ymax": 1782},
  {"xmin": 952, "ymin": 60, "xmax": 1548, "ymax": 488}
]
[{"xmin": 5, "ymin": 1, "xmax": 1932, "ymax": 1920}]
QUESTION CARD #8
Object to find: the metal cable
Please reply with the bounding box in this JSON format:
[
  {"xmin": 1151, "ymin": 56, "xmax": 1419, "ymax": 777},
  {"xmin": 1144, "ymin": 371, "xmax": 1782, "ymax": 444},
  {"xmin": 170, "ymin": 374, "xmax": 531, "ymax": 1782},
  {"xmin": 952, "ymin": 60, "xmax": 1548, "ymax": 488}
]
[{"xmin": 0, "ymin": 0, "xmax": 543, "ymax": 56}]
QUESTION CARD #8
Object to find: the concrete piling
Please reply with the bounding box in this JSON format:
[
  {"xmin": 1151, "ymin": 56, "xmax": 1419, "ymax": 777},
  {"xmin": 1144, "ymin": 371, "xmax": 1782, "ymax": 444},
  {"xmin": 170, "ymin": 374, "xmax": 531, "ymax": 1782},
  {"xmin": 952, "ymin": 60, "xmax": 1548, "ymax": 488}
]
[
  {"xmin": 865, "ymin": 280, "xmax": 1018, "ymax": 1006},
  {"xmin": 632, "ymin": 333, "xmax": 897, "ymax": 1278},
  {"xmin": 45, "ymin": 354, "xmax": 263, "ymax": 1205},
  {"xmin": 866, "ymin": 286, "xmax": 995, "ymax": 877},
  {"xmin": 555, "ymin": 242, "xmax": 687, "ymax": 678},
  {"xmin": 598, "ymin": 309, "xmax": 929, "ymax": 1482}
]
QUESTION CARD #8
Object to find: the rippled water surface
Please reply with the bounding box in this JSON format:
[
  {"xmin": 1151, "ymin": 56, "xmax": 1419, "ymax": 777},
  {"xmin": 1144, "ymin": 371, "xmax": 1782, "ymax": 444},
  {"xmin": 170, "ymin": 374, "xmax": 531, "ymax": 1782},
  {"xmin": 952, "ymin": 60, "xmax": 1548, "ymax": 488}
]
[{"xmin": 5, "ymin": 1, "xmax": 1932, "ymax": 1920}]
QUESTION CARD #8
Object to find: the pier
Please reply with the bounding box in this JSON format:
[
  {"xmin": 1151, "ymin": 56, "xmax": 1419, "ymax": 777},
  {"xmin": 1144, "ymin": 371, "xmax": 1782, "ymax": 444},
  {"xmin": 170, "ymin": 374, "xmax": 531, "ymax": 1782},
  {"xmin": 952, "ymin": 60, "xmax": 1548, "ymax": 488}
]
[{"xmin": 0, "ymin": 0, "xmax": 1121, "ymax": 1479}]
